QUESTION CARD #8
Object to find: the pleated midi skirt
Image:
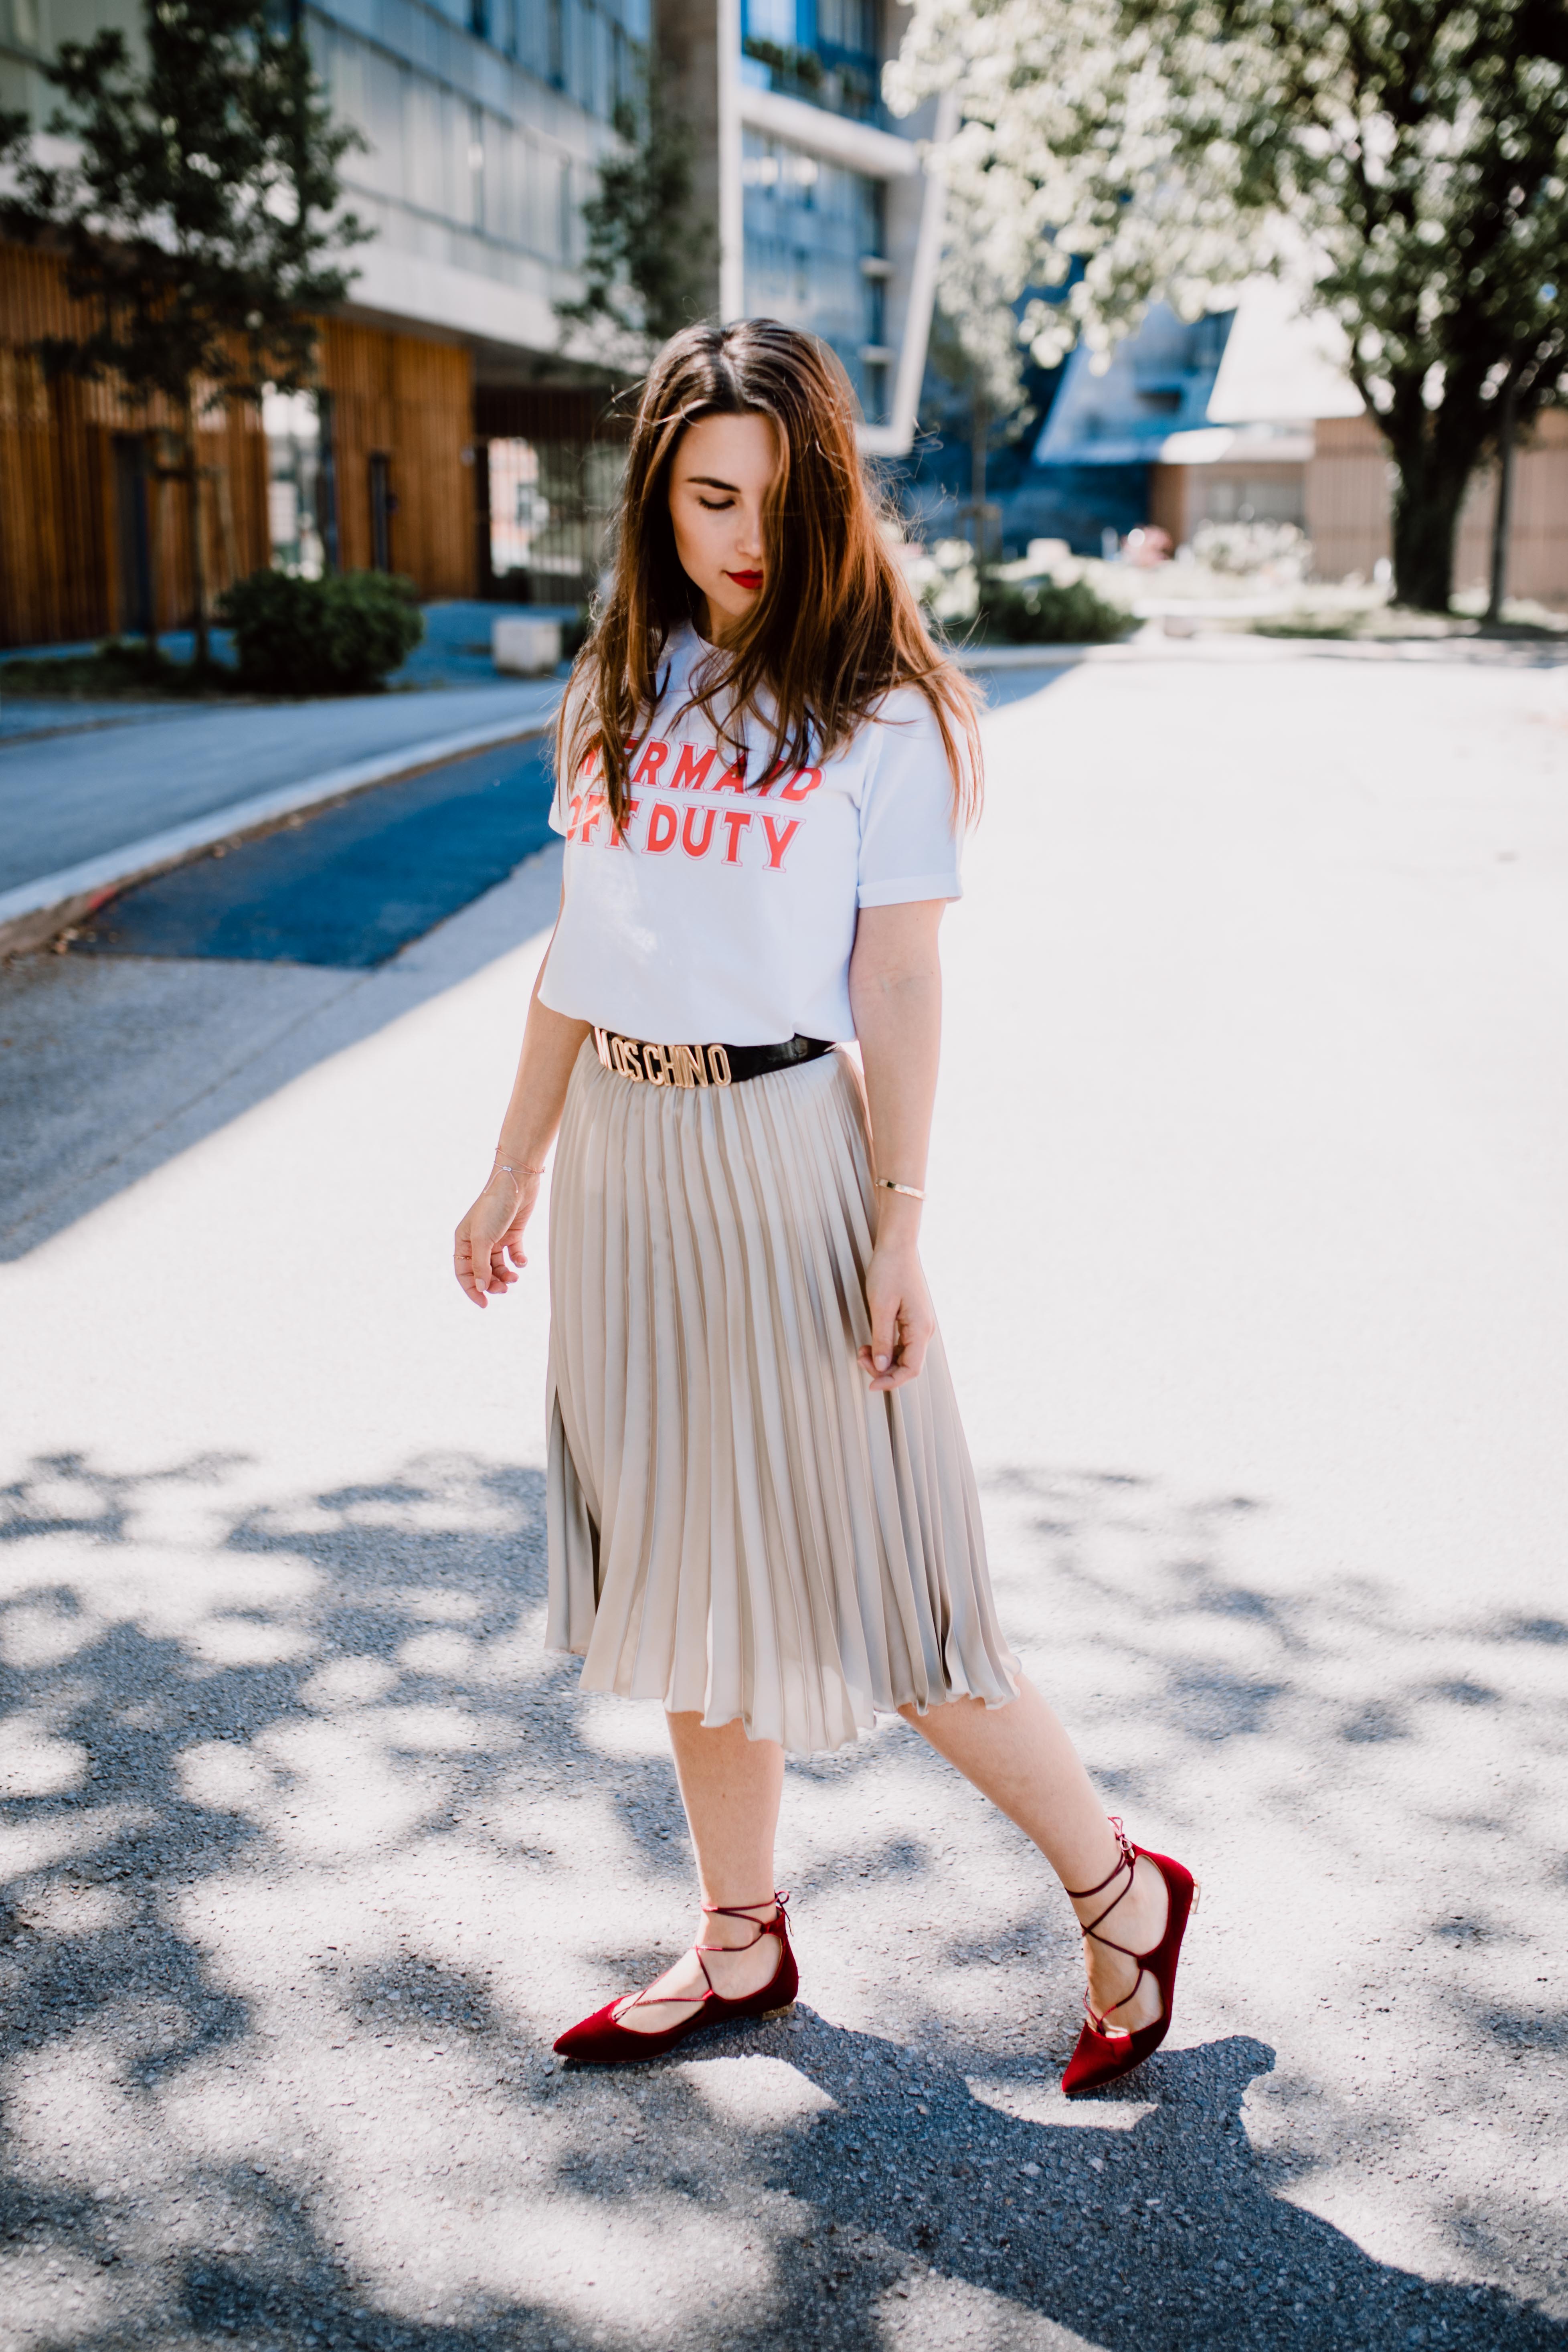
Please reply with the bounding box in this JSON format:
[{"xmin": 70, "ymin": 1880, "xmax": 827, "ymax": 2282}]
[{"xmin": 545, "ymin": 1038, "xmax": 1019, "ymax": 1755}]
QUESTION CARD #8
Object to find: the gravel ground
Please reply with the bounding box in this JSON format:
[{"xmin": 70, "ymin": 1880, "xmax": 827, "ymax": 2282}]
[{"xmin": 2, "ymin": 646, "xmax": 1566, "ymax": 2350}]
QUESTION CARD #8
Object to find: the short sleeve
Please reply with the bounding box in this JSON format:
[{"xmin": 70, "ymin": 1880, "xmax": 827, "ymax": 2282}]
[
  {"xmin": 855, "ymin": 692, "xmax": 966, "ymax": 909},
  {"xmin": 548, "ymin": 672, "xmax": 594, "ymax": 836}
]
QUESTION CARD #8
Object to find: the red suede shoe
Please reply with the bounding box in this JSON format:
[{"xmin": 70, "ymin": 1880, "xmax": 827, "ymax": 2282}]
[
  {"xmin": 1061, "ymin": 1821, "xmax": 1199, "ymax": 2098},
  {"xmin": 554, "ymin": 1894, "xmax": 797, "ymax": 2066}
]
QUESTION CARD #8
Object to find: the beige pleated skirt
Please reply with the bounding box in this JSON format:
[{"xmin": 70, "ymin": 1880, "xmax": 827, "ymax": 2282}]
[{"xmin": 544, "ymin": 1038, "xmax": 1019, "ymax": 1755}]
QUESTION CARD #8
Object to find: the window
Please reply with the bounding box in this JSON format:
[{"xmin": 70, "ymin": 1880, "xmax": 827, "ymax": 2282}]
[
  {"xmin": 469, "ymin": 106, "xmax": 486, "ymax": 232},
  {"xmin": 263, "ymin": 387, "xmax": 336, "ymax": 577},
  {"xmin": 742, "ymin": 132, "xmax": 888, "ymax": 417},
  {"xmin": 557, "ymin": 154, "xmax": 573, "ymax": 260},
  {"xmin": 488, "ymin": 439, "xmax": 550, "ymax": 579},
  {"xmin": 369, "ymin": 452, "xmax": 395, "ymax": 572},
  {"xmin": 112, "ymin": 434, "xmax": 152, "ymax": 633}
]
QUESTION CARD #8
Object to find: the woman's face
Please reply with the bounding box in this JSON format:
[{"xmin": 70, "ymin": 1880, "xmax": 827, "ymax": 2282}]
[{"xmin": 666, "ymin": 411, "xmax": 781, "ymax": 645}]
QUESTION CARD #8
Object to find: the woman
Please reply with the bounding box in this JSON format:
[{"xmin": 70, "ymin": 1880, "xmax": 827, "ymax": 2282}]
[{"xmin": 453, "ymin": 320, "xmax": 1195, "ymax": 2097}]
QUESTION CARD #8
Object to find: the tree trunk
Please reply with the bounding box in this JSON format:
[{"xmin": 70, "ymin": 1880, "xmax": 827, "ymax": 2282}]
[
  {"xmin": 181, "ymin": 393, "xmax": 210, "ymax": 668},
  {"xmin": 143, "ymin": 427, "xmax": 162, "ymax": 657},
  {"xmin": 1485, "ymin": 378, "xmax": 1518, "ymax": 626},
  {"xmin": 970, "ymin": 382, "xmax": 989, "ymax": 574},
  {"xmin": 1386, "ymin": 422, "xmax": 1480, "ymax": 613}
]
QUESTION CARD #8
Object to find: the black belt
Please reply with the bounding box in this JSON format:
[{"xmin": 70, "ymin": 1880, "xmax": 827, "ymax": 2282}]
[{"xmin": 593, "ymin": 1028, "xmax": 833, "ymax": 1089}]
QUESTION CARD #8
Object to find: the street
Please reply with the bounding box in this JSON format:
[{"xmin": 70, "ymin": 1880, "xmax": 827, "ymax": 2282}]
[{"xmin": 2, "ymin": 640, "xmax": 1566, "ymax": 2350}]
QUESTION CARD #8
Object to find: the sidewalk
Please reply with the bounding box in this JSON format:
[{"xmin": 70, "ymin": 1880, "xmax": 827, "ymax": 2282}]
[
  {"xmin": 0, "ymin": 676, "xmax": 562, "ymax": 954},
  {"xmin": 1, "ymin": 647, "xmax": 1565, "ymax": 2348}
]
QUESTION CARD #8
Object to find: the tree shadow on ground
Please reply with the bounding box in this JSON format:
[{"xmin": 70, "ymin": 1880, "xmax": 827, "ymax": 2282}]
[
  {"xmin": 1, "ymin": 1447, "xmax": 1565, "ymax": 2348},
  {"xmin": 0, "ymin": 834, "xmax": 564, "ymax": 1262}
]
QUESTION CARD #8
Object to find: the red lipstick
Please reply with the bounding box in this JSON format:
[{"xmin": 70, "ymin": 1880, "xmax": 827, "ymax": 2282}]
[{"xmin": 726, "ymin": 570, "xmax": 764, "ymax": 591}]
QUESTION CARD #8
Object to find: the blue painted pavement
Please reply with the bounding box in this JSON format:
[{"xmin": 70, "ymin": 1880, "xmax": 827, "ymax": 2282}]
[{"xmin": 78, "ymin": 734, "xmax": 557, "ymax": 970}]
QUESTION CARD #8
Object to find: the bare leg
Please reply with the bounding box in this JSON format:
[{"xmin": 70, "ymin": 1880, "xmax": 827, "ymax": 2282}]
[
  {"xmin": 901, "ymin": 1673, "xmax": 1169, "ymax": 2032},
  {"xmin": 614, "ymin": 1711, "xmax": 787, "ymax": 2034}
]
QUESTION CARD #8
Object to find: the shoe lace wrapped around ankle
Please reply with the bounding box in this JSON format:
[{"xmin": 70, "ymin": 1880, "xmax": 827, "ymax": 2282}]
[{"xmin": 617, "ymin": 1892, "xmax": 787, "ymax": 2018}]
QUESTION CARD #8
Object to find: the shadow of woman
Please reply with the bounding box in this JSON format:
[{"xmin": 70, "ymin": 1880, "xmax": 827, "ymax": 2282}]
[{"xmin": 690, "ymin": 2018, "xmax": 1568, "ymax": 2352}]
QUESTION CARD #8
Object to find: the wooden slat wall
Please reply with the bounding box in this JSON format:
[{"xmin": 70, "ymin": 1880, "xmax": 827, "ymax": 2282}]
[
  {"xmin": 318, "ymin": 319, "xmax": 474, "ymax": 597},
  {"xmin": 0, "ymin": 243, "xmax": 272, "ymax": 646},
  {"xmin": 1303, "ymin": 415, "xmax": 1394, "ymax": 583},
  {"xmin": 2, "ymin": 247, "xmax": 477, "ymax": 645},
  {"xmin": 1307, "ymin": 411, "xmax": 1568, "ymax": 603}
]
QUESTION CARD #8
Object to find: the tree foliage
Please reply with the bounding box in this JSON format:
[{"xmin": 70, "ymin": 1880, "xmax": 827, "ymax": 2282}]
[
  {"xmin": 0, "ymin": 0, "xmax": 368, "ymax": 657},
  {"xmin": 556, "ymin": 61, "xmax": 716, "ymax": 372},
  {"xmin": 889, "ymin": 0, "xmax": 1568, "ymax": 609}
]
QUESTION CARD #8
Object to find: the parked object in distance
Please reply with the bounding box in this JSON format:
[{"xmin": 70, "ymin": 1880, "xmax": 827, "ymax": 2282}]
[{"xmin": 493, "ymin": 617, "xmax": 563, "ymax": 674}]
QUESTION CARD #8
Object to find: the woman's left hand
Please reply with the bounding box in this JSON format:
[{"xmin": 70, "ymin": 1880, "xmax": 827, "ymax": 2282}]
[
  {"xmin": 454, "ymin": 1167, "xmax": 540, "ymax": 1307},
  {"xmin": 859, "ymin": 1240, "xmax": 935, "ymax": 1392}
]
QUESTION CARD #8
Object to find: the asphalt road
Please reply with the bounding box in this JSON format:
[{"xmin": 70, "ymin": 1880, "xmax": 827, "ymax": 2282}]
[
  {"xmin": 0, "ymin": 681, "xmax": 560, "ymax": 897},
  {"xmin": 1, "ymin": 643, "xmax": 1566, "ymax": 2352},
  {"xmin": 75, "ymin": 736, "xmax": 558, "ymax": 971}
]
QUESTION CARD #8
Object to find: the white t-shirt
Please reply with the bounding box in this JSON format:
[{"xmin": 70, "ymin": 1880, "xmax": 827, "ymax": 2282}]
[{"xmin": 538, "ymin": 626, "xmax": 965, "ymax": 1045}]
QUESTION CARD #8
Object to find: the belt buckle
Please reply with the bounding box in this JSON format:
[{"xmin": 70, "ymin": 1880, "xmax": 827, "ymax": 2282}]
[{"xmin": 596, "ymin": 1031, "xmax": 732, "ymax": 1087}]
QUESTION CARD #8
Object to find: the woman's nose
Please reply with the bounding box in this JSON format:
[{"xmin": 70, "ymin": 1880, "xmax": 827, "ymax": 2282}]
[{"xmin": 736, "ymin": 503, "xmax": 765, "ymax": 558}]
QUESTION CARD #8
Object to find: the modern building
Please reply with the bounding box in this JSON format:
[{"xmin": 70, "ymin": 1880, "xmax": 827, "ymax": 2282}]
[
  {"xmin": 951, "ymin": 279, "xmax": 1568, "ymax": 603},
  {"xmin": 0, "ymin": 0, "xmax": 947, "ymax": 644},
  {"xmin": 661, "ymin": 0, "xmax": 947, "ymax": 452},
  {"xmin": 919, "ymin": 298, "xmax": 1313, "ymax": 561}
]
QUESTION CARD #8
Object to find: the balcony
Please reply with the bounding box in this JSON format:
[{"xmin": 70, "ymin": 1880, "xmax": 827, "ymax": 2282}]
[{"xmin": 740, "ymin": 34, "xmax": 884, "ymax": 125}]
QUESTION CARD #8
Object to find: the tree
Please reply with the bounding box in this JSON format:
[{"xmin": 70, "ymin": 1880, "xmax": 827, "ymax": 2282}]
[
  {"xmin": 555, "ymin": 60, "xmax": 716, "ymax": 373},
  {"xmin": 889, "ymin": 0, "xmax": 1568, "ymax": 611},
  {"xmin": 0, "ymin": 0, "xmax": 368, "ymax": 660},
  {"xmin": 922, "ymin": 208, "xmax": 1032, "ymax": 570}
]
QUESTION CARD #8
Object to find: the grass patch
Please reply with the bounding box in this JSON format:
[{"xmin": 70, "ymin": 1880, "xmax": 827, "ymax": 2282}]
[
  {"xmin": 0, "ymin": 640, "xmax": 238, "ymax": 700},
  {"xmin": 1250, "ymin": 616, "xmax": 1358, "ymax": 640},
  {"xmin": 1251, "ymin": 602, "xmax": 1568, "ymax": 644}
]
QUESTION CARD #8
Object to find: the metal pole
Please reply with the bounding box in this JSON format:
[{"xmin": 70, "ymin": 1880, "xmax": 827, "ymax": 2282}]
[{"xmin": 1486, "ymin": 374, "xmax": 1517, "ymax": 626}]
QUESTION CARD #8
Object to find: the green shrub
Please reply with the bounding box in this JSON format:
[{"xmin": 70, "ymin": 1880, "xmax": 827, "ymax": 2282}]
[
  {"xmin": 977, "ymin": 573, "xmax": 1134, "ymax": 646},
  {"xmin": 218, "ymin": 569, "xmax": 424, "ymax": 695}
]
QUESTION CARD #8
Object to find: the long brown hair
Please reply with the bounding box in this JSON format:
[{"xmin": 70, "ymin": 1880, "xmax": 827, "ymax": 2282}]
[{"xmin": 561, "ymin": 319, "xmax": 982, "ymax": 828}]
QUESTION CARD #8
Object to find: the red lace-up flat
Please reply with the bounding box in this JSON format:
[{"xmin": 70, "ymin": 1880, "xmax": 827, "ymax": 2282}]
[
  {"xmin": 1060, "ymin": 1819, "xmax": 1198, "ymax": 2098},
  {"xmin": 553, "ymin": 1893, "xmax": 797, "ymax": 2065}
]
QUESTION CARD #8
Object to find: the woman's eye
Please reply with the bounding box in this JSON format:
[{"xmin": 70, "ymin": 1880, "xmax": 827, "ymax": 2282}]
[{"xmin": 696, "ymin": 498, "xmax": 734, "ymax": 512}]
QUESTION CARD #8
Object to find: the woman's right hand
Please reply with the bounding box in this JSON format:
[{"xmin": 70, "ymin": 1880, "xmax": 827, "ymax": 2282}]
[{"xmin": 454, "ymin": 1166, "xmax": 541, "ymax": 1307}]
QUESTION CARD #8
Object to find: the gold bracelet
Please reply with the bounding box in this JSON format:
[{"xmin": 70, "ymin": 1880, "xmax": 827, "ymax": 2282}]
[
  {"xmin": 879, "ymin": 1179, "xmax": 925, "ymax": 1200},
  {"xmin": 494, "ymin": 1159, "xmax": 546, "ymax": 1188}
]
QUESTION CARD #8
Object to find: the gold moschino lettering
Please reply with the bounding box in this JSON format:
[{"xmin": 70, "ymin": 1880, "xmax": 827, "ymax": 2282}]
[{"xmin": 594, "ymin": 1030, "xmax": 732, "ymax": 1087}]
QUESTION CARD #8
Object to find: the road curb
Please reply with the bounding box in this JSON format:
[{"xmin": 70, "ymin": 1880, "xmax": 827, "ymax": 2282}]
[
  {"xmin": 0, "ymin": 706, "xmax": 558, "ymax": 958},
  {"xmin": 953, "ymin": 631, "xmax": 1568, "ymax": 668}
]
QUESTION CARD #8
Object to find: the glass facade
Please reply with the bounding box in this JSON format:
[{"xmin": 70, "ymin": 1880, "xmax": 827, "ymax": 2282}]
[
  {"xmin": 742, "ymin": 130, "xmax": 889, "ymax": 423},
  {"xmin": 308, "ymin": 0, "xmax": 647, "ymax": 269}
]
